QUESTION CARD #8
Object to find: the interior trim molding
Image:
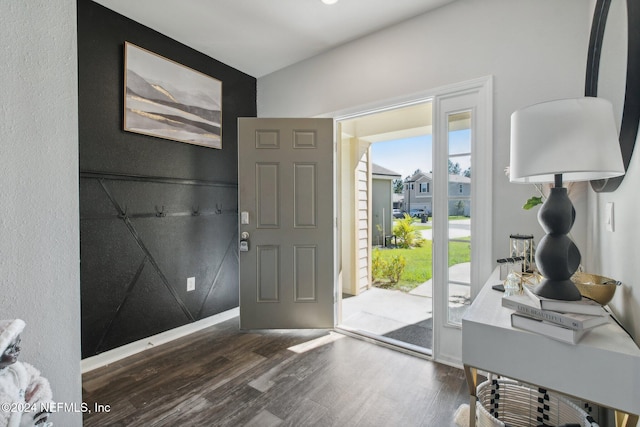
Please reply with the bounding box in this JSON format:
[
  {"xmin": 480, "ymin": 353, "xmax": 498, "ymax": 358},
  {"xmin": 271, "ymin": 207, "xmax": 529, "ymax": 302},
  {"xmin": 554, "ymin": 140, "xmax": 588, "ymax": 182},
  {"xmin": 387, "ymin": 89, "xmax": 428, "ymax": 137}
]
[
  {"xmin": 80, "ymin": 170, "xmax": 238, "ymax": 188},
  {"xmin": 81, "ymin": 307, "xmax": 239, "ymax": 373}
]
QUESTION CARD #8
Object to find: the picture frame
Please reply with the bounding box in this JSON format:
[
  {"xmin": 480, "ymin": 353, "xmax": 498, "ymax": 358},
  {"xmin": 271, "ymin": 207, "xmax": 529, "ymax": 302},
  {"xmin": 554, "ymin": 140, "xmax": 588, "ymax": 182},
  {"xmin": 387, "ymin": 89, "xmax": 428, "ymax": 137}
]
[{"xmin": 124, "ymin": 42, "xmax": 222, "ymax": 149}]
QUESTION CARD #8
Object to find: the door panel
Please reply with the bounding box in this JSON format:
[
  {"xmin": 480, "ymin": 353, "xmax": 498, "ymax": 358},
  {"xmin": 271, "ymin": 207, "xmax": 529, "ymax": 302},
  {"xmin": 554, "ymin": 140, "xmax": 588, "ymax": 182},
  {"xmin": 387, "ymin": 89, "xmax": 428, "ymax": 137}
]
[
  {"xmin": 432, "ymin": 78, "xmax": 492, "ymax": 367},
  {"xmin": 294, "ymin": 163, "xmax": 317, "ymax": 227},
  {"xmin": 238, "ymin": 118, "xmax": 334, "ymax": 329},
  {"xmin": 257, "ymin": 245, "xmax": 279, "ymax": 302},
  {"xmin": 256, "ymin": 163, "xmax": 280, "ymax": 228},
  {"xmin": 294, "ymin": 245, "xmax": 317, "ymax": 301}
]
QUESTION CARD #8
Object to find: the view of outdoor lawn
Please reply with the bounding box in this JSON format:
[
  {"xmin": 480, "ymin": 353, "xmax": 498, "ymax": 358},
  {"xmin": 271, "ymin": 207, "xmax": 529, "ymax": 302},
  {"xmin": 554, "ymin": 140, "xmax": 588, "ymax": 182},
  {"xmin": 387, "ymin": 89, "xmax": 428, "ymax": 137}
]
[
  {"xmin": 372, "ymin": 215, "xmax": 471, "ymax": 292},
  {"xmin": 340, "ymin": 105, "xmax": 474, "ymax": 351}
]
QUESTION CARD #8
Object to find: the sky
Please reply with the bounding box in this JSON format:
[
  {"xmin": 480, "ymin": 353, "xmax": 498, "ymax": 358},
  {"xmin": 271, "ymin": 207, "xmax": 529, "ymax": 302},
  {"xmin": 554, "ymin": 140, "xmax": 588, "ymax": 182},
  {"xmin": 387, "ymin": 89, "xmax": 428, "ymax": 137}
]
[{"xmin": 371, "ymin": 130, "xmax": 471, "ymax": 180}]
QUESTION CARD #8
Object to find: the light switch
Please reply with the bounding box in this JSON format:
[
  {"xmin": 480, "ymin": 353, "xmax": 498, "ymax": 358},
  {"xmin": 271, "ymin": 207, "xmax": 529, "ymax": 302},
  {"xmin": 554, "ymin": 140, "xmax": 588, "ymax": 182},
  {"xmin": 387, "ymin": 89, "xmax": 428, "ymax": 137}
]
[{"xmin": 605, "ymin": 202, "xmax": 614, "ymax": 232}]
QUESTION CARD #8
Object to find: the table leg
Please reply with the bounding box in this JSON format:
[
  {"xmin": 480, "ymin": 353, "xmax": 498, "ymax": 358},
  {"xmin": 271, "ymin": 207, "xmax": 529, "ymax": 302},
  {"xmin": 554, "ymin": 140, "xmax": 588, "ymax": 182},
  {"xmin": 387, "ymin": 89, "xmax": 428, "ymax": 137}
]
[
  {"xmin": 464, "ymin": 365, "xmax": 478, "ymax": 427},
  {"xmin": 616, "ymin": 411, "xmax": 639, "ymax": 427}
]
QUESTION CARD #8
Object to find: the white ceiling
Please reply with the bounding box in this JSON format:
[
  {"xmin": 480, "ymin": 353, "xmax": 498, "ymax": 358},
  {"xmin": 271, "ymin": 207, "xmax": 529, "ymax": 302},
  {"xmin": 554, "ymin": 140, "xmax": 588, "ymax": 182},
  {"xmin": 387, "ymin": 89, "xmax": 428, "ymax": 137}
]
[{"xmin": 93, "ymin": 0, "xmax": 457, "ymax": 78}]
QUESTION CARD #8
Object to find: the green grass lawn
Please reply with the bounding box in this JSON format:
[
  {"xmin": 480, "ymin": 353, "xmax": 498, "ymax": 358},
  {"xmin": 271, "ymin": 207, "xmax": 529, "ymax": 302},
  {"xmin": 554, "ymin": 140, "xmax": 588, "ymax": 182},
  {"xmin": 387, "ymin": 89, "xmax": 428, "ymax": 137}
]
[
  {"xmin": 374, "ymin": 237, "xmax": 470, "ymax": 292},
  {"xmin": 412, "ymin": 224, "xmax": 432, "ymax": 230},
  {"xmin": 393, "ymin": 215, "xmax": 467, "ymax": 230}
]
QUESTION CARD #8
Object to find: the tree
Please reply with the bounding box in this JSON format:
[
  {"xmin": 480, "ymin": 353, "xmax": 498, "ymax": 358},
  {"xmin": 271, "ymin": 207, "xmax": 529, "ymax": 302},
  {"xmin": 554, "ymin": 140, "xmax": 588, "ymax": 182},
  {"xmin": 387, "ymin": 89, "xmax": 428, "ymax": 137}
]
[
  {"xmin": 393, "ymin": 179, "xmax": 403, "ymax": 194},
  {"xmin": 463, "ymin": 167, "xmax": 471, "ymax": 178},
  {"xmin": 448, "ymin": 159, "xmax": 461, "ymax": 175}
]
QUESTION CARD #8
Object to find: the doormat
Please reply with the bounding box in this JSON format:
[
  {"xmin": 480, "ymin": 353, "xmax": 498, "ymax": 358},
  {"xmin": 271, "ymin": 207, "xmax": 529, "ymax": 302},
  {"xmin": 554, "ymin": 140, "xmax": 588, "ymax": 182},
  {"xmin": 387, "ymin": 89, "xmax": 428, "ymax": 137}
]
[{"xmin": 382, "ymin": 318, "xmax": 432, "ymax": 348}]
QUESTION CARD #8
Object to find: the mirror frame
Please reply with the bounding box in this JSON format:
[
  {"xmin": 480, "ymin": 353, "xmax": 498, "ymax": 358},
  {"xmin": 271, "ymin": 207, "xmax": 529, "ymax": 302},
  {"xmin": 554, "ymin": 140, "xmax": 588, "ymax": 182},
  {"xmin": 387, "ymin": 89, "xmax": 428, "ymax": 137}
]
[{"xmin": 586, "ymin": 0, "xmax": 640, "ymax": 192}]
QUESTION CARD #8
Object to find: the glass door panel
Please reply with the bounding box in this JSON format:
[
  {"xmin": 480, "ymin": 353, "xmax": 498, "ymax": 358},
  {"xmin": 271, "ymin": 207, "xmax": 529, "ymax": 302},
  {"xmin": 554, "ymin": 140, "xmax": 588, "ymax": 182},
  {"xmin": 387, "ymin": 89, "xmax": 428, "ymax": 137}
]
[
  {"xmin": 446, "ymin": 112, "xmax": 472, "ymax": 325},
  {"xmin": 431, "ymin": 77, "xmax": 491, "ymax": 367}
]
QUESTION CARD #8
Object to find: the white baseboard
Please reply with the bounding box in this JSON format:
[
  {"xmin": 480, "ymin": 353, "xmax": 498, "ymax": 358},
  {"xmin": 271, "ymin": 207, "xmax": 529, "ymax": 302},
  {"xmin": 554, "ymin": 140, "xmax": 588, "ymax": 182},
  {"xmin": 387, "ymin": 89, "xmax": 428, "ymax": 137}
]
[{"xmin": 81, "ymin": 307, "xmax": 239, "ymax": 373}]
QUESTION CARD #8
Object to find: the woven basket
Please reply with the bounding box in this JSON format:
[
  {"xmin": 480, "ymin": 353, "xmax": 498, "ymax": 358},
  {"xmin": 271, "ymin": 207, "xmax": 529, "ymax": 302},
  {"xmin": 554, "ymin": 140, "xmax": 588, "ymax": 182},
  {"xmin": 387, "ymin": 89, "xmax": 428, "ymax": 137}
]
[{"xmin": 476, "ymin": 378, "xmax": 598, "ymax": 427}]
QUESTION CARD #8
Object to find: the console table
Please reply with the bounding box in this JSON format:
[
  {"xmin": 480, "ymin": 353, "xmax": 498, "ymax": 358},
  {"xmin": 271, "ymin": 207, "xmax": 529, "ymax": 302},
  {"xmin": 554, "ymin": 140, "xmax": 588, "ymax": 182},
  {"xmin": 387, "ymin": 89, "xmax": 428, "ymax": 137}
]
[{"xmin": 462, "ymin": 268, "xmax": 640, "ymax": 427}]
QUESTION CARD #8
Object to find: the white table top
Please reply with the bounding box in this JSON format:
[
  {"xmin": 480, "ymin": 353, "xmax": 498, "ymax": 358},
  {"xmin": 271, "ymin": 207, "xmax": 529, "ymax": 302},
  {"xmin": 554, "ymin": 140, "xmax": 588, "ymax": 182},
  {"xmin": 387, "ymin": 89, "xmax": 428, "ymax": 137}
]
[{"xmin": 462, "ymin": 268, "xmax": 640, "ymax": 414}]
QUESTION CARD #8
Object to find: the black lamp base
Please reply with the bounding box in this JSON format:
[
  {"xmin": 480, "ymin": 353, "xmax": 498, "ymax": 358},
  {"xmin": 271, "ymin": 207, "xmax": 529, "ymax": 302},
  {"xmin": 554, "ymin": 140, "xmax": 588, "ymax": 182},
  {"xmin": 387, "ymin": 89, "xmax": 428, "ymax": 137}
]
[
  {"xmin": 533, "ymin": 278, "xmax": 582, "ymax": 301},
  {"xmin": 534, "ymin": 184, "xmax": 582, "ymax": 301}
]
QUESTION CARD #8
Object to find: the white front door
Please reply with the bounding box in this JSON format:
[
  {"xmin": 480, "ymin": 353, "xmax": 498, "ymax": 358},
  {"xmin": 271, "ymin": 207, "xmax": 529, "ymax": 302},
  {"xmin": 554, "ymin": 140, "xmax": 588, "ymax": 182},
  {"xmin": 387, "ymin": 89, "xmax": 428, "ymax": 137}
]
[{"xmin": 238, "ymin": 118, "xmax": 335, "ymax": 329}]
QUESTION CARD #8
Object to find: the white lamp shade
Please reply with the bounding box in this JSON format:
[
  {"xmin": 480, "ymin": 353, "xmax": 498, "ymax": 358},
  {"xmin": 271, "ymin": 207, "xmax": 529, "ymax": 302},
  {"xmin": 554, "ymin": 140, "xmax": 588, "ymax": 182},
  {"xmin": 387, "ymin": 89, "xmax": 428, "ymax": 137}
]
[{"xmin": 509, "ymin": 97, "xmax": 625, "ymax": 183}]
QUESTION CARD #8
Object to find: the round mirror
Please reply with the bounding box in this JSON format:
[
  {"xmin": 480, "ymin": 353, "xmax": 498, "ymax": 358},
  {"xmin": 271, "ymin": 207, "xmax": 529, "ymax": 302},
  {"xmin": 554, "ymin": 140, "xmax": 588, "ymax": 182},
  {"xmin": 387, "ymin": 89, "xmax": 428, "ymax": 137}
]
[{"xmin": 587, "ymin": 0, "xmax": 640, "ymax": 192}]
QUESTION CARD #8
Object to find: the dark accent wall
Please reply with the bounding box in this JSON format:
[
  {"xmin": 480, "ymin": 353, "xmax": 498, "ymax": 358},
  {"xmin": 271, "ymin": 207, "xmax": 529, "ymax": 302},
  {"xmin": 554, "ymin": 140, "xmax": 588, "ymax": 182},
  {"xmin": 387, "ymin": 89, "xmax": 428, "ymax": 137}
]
[{"xmin": 78, "ymin": 0, "xmax": 256, "ymax": 358}]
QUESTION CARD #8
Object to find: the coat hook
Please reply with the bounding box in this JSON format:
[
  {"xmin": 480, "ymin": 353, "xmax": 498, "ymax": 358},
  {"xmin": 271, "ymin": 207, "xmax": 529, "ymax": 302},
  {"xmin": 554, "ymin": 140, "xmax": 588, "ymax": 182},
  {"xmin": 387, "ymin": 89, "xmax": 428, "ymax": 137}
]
[
  {"xmin": 155, "ymin": 205, "xmax": 166, "ymax": 218},
  {"xmin": 215, "ymin": 203, "xmax": 223, "ymax": 215},
  {"xmin": 192, "ymin": 205, "xmax": 200, "ymax": 216},
  {"xmin": 118, "ymin": 206, "xmax": 128, "ymax": 220}
]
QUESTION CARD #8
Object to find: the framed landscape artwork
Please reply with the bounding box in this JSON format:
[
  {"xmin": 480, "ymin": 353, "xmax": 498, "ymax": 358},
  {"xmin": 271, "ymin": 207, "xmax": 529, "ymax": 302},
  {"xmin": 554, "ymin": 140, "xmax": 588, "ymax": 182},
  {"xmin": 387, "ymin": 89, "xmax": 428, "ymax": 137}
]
[{"xmin": 124, "ymin": 42, "xmax": 222, "ymax": 149}]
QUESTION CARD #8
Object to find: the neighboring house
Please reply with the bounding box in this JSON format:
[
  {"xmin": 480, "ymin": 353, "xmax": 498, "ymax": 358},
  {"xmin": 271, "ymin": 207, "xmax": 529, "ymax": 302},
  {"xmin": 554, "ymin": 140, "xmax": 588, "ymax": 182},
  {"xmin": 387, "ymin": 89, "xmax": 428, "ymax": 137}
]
[
  {"xmin": 392, "ymin": 193, "xmax": 403, "ymax": 210},
  {"xmin": 447, "ymin": 173, "xmax": 472, "ymax": 216},
  {"xmin": 403, "ymin": 171, "xmax": 471, "ymax": 217},
  {"xmin": 404, "ymin": 171, "xmax": 434, "ymax": 216},
  {"xmin": 371, "ymin": 163, "xmax": 401, "ymax": 246}
]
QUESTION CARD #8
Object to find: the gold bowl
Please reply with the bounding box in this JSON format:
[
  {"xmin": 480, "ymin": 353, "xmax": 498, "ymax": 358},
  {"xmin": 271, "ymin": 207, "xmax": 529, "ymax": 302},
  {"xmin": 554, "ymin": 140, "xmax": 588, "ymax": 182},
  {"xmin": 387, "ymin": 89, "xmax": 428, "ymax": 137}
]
[{"xmin": 571, "ymin": 272, "xmax": 620, "ymax": 305}]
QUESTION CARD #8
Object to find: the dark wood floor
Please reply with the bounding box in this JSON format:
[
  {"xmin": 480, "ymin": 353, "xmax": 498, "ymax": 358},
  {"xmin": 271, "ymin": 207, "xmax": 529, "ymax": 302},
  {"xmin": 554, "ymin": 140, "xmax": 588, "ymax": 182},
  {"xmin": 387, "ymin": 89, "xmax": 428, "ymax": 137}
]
[{"xmin": 82, "ymin": 318, "xmax": 469, "ymax": 426}]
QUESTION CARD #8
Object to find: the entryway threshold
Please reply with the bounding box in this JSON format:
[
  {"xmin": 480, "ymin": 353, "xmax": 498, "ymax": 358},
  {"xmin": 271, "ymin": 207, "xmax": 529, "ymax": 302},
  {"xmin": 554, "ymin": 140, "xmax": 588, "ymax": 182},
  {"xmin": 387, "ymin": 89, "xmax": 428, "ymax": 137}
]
[{"xmin": 335, "ymin": 325, "xmax": 433, "ymax": 360}]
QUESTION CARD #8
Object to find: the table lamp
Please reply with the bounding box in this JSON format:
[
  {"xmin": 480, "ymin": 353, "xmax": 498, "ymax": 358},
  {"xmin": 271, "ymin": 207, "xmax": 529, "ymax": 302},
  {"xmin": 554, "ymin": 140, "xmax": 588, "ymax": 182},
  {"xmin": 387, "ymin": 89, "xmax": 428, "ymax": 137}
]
[{"xmin": 509, "ymin": 97, "xmax": 624, "ymax": 300}]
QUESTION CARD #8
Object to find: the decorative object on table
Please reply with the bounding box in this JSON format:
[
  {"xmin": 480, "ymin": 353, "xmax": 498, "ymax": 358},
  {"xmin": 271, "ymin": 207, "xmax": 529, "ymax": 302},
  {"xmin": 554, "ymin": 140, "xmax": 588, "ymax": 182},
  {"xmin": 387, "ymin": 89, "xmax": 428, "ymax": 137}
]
[
  {"xmin": 504, "ymin": 269, "xmax": 520, "ymax": 294},
  {"xmin": 515, "ymin": 270, "xmax": 542, "ymax": 289},
  {"xmin": 496, "ymin": 258, "xmax": 542, "ymax": 295},
  {"xmin": 496, "ymin": 256, "xmax": 524, "ymax": 280},
  {"xmin": 522, "ymin": 285, "xmax": 605, "ymax": 316},
  {"xmin": 502, "ymin": 291, "xmax": 609, "ymax": 330},
  {"xmin": 509, "ymin": 234, "xmax": 534, "ymax": 272},
  {"xmin": 124, "ymin": 42, "xmax": 223, "ymax": 149},
  {"xmin": 509, "ymin": 97, "xmax": 624, "ymax": 300},
  {"xmin": 475, "ymin": 377, "xmax": 598, "ymax": 426},
  {"xmin": 571, "ymin": 272, "xmax": 621, "ymax": 306},
  {"xmin": 0, "ymin": 319, "xmax": 54, "ymax": 427}
]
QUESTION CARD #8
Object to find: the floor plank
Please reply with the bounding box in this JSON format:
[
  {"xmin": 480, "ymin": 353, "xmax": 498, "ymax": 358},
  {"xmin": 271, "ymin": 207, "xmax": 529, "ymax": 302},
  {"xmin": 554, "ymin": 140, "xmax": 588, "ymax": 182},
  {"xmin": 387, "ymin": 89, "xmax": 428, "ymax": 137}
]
[{"xmin": 82, "ymin": 318, "xmax": 468, "ymax": 426}]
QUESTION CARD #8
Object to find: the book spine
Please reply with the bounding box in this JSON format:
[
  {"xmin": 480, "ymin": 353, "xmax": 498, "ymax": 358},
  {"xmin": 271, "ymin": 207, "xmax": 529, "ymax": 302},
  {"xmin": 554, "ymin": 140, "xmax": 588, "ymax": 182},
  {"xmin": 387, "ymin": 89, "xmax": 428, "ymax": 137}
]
[
  {"xmin": 502, "ymin": 298, "xmax": 581, "ymax": 329},
  {"xmin": 510, "ymin": 314, "xmax": 581, "ymax": 344}
]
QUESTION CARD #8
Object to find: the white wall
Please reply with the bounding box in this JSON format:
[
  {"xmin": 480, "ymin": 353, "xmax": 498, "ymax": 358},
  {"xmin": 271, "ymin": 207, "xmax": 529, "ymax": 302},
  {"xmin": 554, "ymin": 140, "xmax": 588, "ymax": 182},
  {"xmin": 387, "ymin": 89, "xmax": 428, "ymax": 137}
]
[
  {"xmin": 0, "ymin": 2, "xmax": 82, "ymax": 425},
  {"xmin": 588, "ymin": 147, "xmax": 640, "ymax": 344},
  {"xmin": 258, "ymin": 0, "xmax": 592, "ymax": 285}
]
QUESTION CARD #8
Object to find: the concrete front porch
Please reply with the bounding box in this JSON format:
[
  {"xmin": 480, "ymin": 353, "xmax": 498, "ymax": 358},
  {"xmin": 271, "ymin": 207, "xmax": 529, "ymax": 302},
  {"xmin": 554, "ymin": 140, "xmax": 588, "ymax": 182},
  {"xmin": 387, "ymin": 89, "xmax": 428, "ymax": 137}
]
[{"xmin": 339, "ymin": 263, "xmax": 471, "ymax": 351}]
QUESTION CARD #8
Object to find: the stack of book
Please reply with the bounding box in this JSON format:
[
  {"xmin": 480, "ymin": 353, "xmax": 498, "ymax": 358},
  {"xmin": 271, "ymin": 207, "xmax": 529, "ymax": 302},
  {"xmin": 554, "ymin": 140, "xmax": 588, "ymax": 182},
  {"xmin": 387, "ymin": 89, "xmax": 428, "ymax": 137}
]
[{"xmin": 502, "ymin": 285, "xmax": 610, "ymax": 344}]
